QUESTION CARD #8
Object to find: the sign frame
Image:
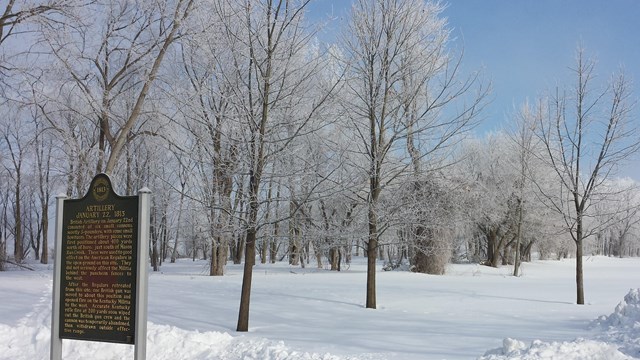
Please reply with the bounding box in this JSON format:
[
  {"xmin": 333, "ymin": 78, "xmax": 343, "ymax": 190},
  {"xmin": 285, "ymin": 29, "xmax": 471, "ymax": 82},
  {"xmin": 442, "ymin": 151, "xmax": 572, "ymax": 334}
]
[{"xmin": 51, "ymin": 173, "xmax": 150, "ymax": 360}]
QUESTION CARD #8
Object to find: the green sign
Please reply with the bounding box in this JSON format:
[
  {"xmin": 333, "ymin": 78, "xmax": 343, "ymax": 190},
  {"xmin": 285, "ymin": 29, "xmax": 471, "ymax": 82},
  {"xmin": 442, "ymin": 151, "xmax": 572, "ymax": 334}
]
[{"xmin": 60, "ymin": 174, "xmax": 139, "ymax": 344}]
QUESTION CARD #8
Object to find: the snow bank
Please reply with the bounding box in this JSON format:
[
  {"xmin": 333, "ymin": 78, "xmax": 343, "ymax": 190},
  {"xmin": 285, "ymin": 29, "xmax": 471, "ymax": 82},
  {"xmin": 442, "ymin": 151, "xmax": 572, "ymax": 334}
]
[
  {"xmin": 0, "ymin": 285, "xmax": 365, "ymax": 360},
  {"xmin": 1, "ymin": 320, "xmax": 370, "ymax": 360},
  {"xmin": 593, "ymin": 288, "xmax": 640, "ymax": 329},
  {"xmin": 480, "ymin": 289, "xmax": 640, "ymax": 360},
  {"xmin": 479, "ymin": 338, "xmax": 632, "ymax": 360},
  {"xmin": 1, "ymin": 322, "xmax": 358, "ymax": 360},
  {"xmin": 2, "ymin": 258, "xmax": 640, "ymax": 359},
  {"xmin": 591, "ymin": 288, "xmax": 640, "ymax": 357}
]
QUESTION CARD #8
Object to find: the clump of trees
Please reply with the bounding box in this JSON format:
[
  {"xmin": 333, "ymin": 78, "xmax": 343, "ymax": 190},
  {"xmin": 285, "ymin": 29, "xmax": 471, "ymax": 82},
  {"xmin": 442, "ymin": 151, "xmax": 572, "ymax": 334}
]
[{"xmin": 1, "ymin": 0, "xmax": 639, "ymax": 325}]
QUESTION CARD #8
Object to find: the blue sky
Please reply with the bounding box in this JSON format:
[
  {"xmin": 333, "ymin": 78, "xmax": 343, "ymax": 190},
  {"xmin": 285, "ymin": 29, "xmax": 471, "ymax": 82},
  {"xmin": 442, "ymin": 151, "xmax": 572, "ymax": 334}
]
[{"xmin": 307, "ymin": 0, "xmax": 640, "ymax": 179}]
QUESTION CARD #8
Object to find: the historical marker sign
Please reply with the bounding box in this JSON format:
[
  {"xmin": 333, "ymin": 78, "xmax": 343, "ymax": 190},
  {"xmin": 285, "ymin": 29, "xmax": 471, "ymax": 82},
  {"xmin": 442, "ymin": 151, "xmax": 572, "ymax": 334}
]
[{"xmin": 59, "ymin": 174, "xmax": 139, "ymax": 344}]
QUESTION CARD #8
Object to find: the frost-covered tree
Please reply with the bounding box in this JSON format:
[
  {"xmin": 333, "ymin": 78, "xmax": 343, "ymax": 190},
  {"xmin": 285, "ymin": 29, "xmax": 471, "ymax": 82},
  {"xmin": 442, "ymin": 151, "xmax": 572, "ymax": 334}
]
[
  {"xmin": 391, "ymin": 173, "xmax": 460, "ymax": 274},
  {"xmin": 0, "ymin": 105, "xmax": 31, "ymax": 263},
  {"xmin": 459, "ymin": 134, "xmax": 519, "ymax": 267},
  {"xmin": 341, "ymin": 0, "xmax": 486, "ymax": 308},
  {"xmin": 590, "ymin": 179, "xmax": 640, "ymax": 257},
  {"xmin": 0, "ymin": 0, "xmax": 80, "ymax": 86},
  {"xmin": 508, "ymin": 101, "xmax": 542, "ymax": 276},
  {"xmin": 207, "ymin": 0, "xmax": 338, "ymax": 332},
  {"xmin": 37, "ymin": 0, "xmax": 194, "ymax": 176},
  {"xmin": 455, "ymin": 130, "xmax": 556, "ymax": 268},
  {"xmin": 165, "ymin": 3, "xmax": 242, "ymax": 275},
  {"xmin": 0, "ymin": 0, "xmax": 74, "ymax": 46},
  {"xmin": 535, "ymin": 48, "xmax": 639, "ymax": 305}
]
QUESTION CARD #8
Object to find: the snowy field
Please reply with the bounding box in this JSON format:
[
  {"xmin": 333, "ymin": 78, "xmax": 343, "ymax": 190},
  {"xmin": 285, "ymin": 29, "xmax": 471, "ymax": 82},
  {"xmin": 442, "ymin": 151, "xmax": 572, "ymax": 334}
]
[{"xmin": 1, "ymin": 256, "xmax": 639, "ymax": 359}]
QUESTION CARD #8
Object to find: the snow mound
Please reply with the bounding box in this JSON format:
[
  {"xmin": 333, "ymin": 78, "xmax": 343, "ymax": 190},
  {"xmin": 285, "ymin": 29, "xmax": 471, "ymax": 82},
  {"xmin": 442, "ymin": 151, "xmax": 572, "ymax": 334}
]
[
  {"xmin": 593, "ymin": 288, "xmax": 640, "ymax": 329},
  {"xmin": 479, "ymin": 338, "xmax": 632, "ymax": 360},
  {"xmin": 479, "ymin": 289, "xmax": 640, "ymax": 359},
  {"xmin": 0, "ymin": 284, "xmax": 368, "ymax": 360},
  {"xmin": 591, "ymin": 288, "xmax": 640, "ymax": 357},
  {"xmin": 0, "ymin": 321, "xmax": 366, "ymax": 360}
]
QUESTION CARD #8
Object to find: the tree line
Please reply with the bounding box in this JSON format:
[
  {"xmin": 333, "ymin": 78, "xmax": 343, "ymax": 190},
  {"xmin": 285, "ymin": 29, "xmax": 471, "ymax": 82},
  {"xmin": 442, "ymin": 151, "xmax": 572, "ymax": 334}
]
[{"xmin": 1, "ymin": 0, "xmax": 639, "ymax": 328}]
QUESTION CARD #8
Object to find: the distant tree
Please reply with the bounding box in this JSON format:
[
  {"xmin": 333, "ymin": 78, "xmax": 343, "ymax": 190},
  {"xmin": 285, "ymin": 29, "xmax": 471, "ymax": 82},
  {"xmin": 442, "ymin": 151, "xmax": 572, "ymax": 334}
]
[
  {"xmin": 455, "ymin": 130, "xmax": 556, "ymax": 268},
  {"xmin": 535, "ymin": 48, "xmax": 639, "ymax": 304},
  {"xmin": 168, "ymin": 149, "xmax": 192, "ymax": 264},
  {"xmin": 0, "ymin": 152, "xmax": 8, "ymax": 270},
  {"xmin": 399, "ymin": 174, "xmax": 458, "ymax": 274},
  {"xmin": 460, "ymin": 134, "xmax": 518, "ymax": 267},
  {"xmin": 1, "ymin": 106, "xmax": 30, "ymax": 263},
  {"xmin": 168, "ymin": 9, "xmax": 241, "ymax": 275},
  {"xmin": 32, "ymin": 107, "xmax": 54, "ymax": 264},
  {"xmin": 591, "ymin": 179, "xmax": 640, "ymax": 257},
  {"xmin": 508, "ymin": 102, "xmax": 541, "ymax": 276}
]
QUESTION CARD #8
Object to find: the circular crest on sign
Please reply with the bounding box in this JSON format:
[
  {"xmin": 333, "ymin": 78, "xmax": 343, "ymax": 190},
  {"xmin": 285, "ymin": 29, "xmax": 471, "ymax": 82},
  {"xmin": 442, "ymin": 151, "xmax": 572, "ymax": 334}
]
[{"xmin": 92, "ymin": 176, "xmax": 111, "ymax": 202}]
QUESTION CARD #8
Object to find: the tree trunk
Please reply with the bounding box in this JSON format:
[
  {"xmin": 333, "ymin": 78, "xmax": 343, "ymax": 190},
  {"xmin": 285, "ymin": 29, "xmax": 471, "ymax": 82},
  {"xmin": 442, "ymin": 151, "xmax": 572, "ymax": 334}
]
[
  {"xmin": 236, "ymin": 226, "xmax": 256, "ymax": 332},
  {"xmin": 104, "ymin": 0, "xmax": 194, "ymax": 174},
  {"xmin": 485, "ymin": 227, "xmax": 499, "ymax": 267},
  {"xmin": 171, "ymin": 189, "xmax": 186, "ymax": 263},
  {"xmin": 210, "ymin": 242, "xmax": 218, "ymax": 276},
  {"xmin": 14, "ymin": 179, "xmax": 22, "ymax": 263},
  {"xmin": 329, "ymin": 247, "xmax": 340, "ymax": 271},
  {"xmin": 270, "ymin": 221, "xmax": 279, "ymax": 264},
  {"xmin": 289, "ymin": 229, "xmax": 300, "ymax": 265},
  {"xmin": 576, "ymin": 238, "xmax": 584, "ymax": 304},
  {"xmin": 513, "ymin": 199, "xmax": 523, "ymax": 276},
  {"xmin": 411, "ymin": 226, "xmax": 428, "ymax": 272},
  {"xmin": 151, "ymin": 237, "xmax": 159, "ymax": 272},
  {"xmin": 366, "ymin": 205, "xmax": 378, "ymax": 309},
  {"xmin": 261, "ymin": 237, "xmax": 268, "ymax": 264},
  {"xmin": 288, "ymin": 199, "xmax": 300, "ymax": 266},
  {"xmin": 216, "ymin": 243, "xmax": 227, "ymax": 275},
  {"xmin": 0, "ymin": 198, "xmax": 6, "ymax": 271},
  {"xmin": 237, "ymin": 160, "xmax": 262, "ymax": 331},
  {"xmin": 32, "ymin": 222, "xmax": 41, "ymax": 261},
  {"xmin": 315, "ymin": 244, "xmax": 323, "ymax": 269},
  {"xmin": 233, "ymin": 232, "xmax": 244, "ymax": 264},
  {"xmin": 40, "ymin": 201, "xmax": 49, "ymax": 264}
]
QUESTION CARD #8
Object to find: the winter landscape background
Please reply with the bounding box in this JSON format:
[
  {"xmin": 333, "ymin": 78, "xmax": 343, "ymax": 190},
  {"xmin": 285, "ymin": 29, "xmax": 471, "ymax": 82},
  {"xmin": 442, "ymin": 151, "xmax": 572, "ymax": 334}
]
[
  {"xmin": 2, "ymin": 0, "xmax": 640, "ymax": 359},
  {"xmin": 1, "ymin": 257, "xmax": 639, "ymax": 359}
]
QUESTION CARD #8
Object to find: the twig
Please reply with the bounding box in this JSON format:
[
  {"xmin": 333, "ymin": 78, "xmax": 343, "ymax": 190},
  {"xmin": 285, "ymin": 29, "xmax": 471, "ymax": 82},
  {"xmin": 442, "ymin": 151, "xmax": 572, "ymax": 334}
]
[{"xmin": 1, "ymin": 259, "xmax": 35, "ymax": 271}]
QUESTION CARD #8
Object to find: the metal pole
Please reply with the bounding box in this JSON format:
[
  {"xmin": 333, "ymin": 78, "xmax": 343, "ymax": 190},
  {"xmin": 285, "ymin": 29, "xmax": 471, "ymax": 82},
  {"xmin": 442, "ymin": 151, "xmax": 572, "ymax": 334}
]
[
  {"xmin": 134, "ymin": 187, "xmax": 151, "ymax": 360},
  {"xmin": 50, "ymin": 194, "xmax": 67, "ymax": 360}
]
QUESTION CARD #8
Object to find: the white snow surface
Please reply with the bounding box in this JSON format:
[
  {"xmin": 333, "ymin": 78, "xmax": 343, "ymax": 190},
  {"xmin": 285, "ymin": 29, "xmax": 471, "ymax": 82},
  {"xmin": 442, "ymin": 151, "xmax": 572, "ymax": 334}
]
[{"xmin": 1, "ymin": 256, "xmax": 639, "ymax": 359}]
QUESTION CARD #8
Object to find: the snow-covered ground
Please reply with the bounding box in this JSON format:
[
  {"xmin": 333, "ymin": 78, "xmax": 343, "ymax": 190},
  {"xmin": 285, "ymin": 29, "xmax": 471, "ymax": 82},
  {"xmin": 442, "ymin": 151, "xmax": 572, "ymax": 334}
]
[{"xmin": 0, "ymin": 256, "xmax": 639, "ymax": 359}]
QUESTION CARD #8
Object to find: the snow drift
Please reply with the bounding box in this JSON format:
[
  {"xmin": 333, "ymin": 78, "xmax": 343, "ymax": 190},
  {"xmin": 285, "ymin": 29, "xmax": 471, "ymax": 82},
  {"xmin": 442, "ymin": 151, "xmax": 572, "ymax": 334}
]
[
  {"xmin": 1, "ymin": 258, "xmax": 639, "ymax": 359},
  {"xmin": 481, "ymin": 288, "xmax": 640, "ymax": 359}
]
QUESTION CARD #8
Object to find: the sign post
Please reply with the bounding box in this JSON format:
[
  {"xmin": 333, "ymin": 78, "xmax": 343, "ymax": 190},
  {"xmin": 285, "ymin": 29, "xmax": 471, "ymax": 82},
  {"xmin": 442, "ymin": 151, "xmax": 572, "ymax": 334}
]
[
  {"xmin": 50, "ymin": 174, "xmax": 151, "ymax": 360},
  {"xmin": 135, "ymin": 187, "xmax": 151, "ymax": 360},
  {"xmin": 50, "ymin": 193, "xmax": 66, "ymax": 360}
]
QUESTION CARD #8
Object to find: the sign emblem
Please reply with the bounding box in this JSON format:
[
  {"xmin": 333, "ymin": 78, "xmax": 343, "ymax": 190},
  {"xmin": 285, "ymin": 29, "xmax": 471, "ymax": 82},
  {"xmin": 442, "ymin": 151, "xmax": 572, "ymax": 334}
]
[{"xmin": 92, "ymin": 176, "xmax": 110, "ymax": 202}]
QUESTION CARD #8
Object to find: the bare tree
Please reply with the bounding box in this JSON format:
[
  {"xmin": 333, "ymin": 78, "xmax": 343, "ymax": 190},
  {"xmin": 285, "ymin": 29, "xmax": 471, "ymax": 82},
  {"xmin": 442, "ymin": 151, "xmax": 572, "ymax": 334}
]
[
  {"xmin": 210, "ymin": 0, "xmax": 329, "ymax": 332},
  {"xmin": 508, "ymin": 101, "xmax": 541, "ymax": 276},
  {"xmin": 0, "ymin": 189, "xmax": 6, "ymax": 270},
  {"xmin": 168, "ymin": 10, "xmax": 242, "ymax": 275},
  {"xmin": 536, "ymin": 48, "xmax": 639, "ymax": 304},
  {"xmin": 591, "ymin": 179, "xmax": 640, "ymax": 257},
  {"xmin": 459, "ymin": 134, "xmax": 517, "ymax": 267},
  {"xmin": 341, "ymin": 0, "xmax": 486, "ymax": 308},
  {"xmin": 0, "ymin": 0, "xmax": 73, "ymax": 47},
  {"xmin": 1, "ymin": 106, "xmax": 30, "ymax": 263},
  {"xmin": 0, "ymin": 170, "xmax": 6, "ymax": 270},
  {"xmin": 30, "ymin": 105, "xmax": 54, "ymax": 263},
  {"xmin": 38, "ymin": 0, "xmax": 194, "ymax": 175}
]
